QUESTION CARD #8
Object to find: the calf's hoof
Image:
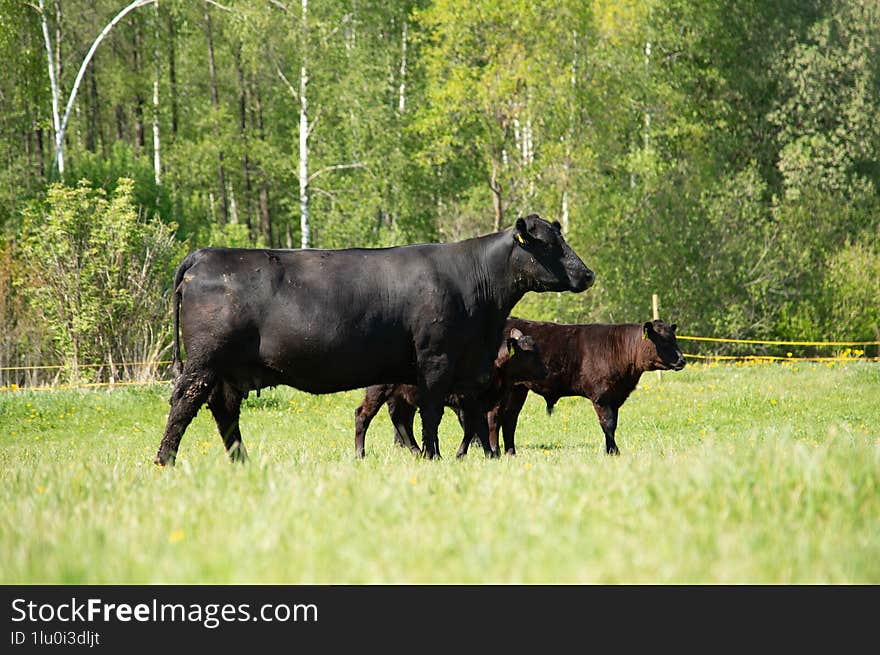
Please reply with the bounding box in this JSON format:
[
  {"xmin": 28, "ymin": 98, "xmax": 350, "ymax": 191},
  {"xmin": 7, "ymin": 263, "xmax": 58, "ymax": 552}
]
[
  {"xmin": 505, "ymin": 448, "xmax": 517, "ymax": 457},
  {"xmin": 605, "ymin": 446, "xmax": 620, "ymax": 456}
]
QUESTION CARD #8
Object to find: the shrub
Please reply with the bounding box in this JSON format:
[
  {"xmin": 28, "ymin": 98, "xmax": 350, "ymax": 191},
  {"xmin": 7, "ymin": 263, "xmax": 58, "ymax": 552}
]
[{"xmin": 16, "ymin": 178, "xmax": 184, "ymax": 383}]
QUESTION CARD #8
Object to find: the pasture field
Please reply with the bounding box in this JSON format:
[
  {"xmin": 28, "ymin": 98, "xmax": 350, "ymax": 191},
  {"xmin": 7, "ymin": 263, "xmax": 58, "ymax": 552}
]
[{"xmin": 1, "ymin": 361, "xmax": 877, "ymax": 584}]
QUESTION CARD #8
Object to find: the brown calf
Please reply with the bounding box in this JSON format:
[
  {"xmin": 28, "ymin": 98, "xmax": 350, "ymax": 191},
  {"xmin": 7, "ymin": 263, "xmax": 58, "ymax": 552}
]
[
  {"xmin": 354, "ymin": 329, "xmax": 545, "ymax": 458},
  {"xmin": 457, "ymin": 317, "xmax": 685, "ymax": 457}
]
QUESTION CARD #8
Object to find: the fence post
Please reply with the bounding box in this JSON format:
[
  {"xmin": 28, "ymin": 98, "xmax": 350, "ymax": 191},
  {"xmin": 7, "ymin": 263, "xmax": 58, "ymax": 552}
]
[{"xmin": 652, "ymin": 293, "xmax": 661, "ymax": 382}]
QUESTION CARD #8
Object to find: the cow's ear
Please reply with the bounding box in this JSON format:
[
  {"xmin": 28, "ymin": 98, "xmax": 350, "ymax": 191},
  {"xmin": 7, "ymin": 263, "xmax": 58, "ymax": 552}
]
[
  {"xmin": 671, "ymin": 323, "xmax": 678, "ymax": 332},
  {"xmin": 514, "ymin": 218, "xmax": 530, "ymax": 245},
  {"xmin": 551, "ymin": 220, "xmax": 562, "ymax": 232},
  {"xmin": 643, "ymin": 321, "xmax": 653, "ymax": 340}
]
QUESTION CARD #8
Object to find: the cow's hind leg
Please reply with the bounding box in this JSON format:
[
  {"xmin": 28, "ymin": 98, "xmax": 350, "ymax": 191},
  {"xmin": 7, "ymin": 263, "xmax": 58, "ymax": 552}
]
[
  {"xmin": 154, "ymin": 369, "xmax": 216, "ymax": 466},
  {"xmin": 208, "ymin": 380, "xmax": 247, "ymax": 463}
]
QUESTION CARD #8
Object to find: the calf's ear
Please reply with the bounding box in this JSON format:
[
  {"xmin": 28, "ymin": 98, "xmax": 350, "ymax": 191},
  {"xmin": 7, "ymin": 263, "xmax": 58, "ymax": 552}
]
[
  {"xmin": 671, "ymin": 323, "xmax": 678, "ymax": 332},
  {"xmin": 551, "ymin": 219, "xmax": 562, "ymax": 232}
]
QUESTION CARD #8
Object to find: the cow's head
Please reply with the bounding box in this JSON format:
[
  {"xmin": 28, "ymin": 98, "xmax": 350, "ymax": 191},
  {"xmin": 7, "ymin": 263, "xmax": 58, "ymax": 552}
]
[
  {"xmin": 496, "ymin": 328, "xmax": 546, "ymax": 382},
  {"xmin": 511, "ymin": 215, "xmax": 594, "ymax": 292},
  {"xmin": 642, "ymin": 320, "xmax": 686, "ymax": 371}
]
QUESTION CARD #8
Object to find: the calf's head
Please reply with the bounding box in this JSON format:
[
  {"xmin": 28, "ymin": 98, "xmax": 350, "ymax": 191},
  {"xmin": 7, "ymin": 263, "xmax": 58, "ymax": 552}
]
[
  {"xmin": 497, "ymin": 328, "xmax": 546, "ymax": 382},
  {"xmin": 511, "ymin": 215, "xmax": 594, "ymax": 293},
  {"xmin": 642, "ymin": 320, "xmax": 686, "ymax": 371}
]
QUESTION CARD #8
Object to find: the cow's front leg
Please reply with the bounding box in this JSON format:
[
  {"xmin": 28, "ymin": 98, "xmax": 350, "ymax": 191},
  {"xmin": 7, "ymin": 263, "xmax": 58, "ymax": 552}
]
[
  {"xmin": 592, "ymin": 402, "xmax": 620, "ymax": 455},
  {"xmin": 416, "ymin": 353, "xmax": 454, "ymax": 460},
  {"xmin": 418, "ymin": 400, "xmax": 444, "ymax": 460}
]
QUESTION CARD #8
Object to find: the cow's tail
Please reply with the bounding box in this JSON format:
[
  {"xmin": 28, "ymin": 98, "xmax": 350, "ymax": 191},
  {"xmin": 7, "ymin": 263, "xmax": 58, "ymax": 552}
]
[
  {"xmin": 170, "ymin": 251, "xmax": 197, "ymax": 379},
  {"xmin": 545, "ymin": 397, "xmax": 557, "ymax": 416}
]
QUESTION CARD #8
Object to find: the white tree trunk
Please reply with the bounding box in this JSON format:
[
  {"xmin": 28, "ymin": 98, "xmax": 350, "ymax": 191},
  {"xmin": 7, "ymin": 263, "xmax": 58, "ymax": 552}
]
[
  {"xmin": 299, "ymin": 0, "xmax": 310, "ymax": 249},
  {"xmin": 152, "ymin": 0, "xmax": 162, "ymax": 187},
  {"xmin": 50, "ymin": 0, "xmax": 157, "ymax": 178},
  {"xmin": 562, "ymin": 29, "xmax": 577, "ymax": 234},
  {"xmin": 38, "ymin": 0, "xmax": 63, "ymax": 178},
  {"xmin": 643, "ymin": 40, "xmax": 651, "ymax": 150},
  {"xmin": 398, "ymin": 19, "xmax": 407, "ymax": 113}
]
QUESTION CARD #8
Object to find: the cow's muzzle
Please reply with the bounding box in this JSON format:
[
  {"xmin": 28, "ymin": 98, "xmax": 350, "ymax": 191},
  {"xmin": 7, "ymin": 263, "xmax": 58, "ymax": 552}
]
[{"xmin": 570, "ymin": 267, "xmax": 595, "ymax": 292}]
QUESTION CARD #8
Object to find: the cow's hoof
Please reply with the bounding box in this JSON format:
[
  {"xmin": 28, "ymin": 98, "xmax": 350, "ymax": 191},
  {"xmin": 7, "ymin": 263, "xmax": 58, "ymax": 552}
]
[
  {"xmin": 505, "ymin": 449, "xmax": 517, "ymax": 457},
  {"xmin": 606, "ymin": 447, "xmax": 620, "ymax": 456}
]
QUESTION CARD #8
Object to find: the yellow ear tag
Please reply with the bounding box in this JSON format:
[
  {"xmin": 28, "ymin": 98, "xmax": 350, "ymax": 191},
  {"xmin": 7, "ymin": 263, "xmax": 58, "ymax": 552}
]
[
  {"xmin": 508, "ymin": 342, "xmax": 515, "ymax": 357},
  {"xmin": 515, "ymin": 233, "xmax": 525, "ymax": 245},
  {"xmin": 642, "ymin": 328, "xmax": 648, "ymax": 340}
]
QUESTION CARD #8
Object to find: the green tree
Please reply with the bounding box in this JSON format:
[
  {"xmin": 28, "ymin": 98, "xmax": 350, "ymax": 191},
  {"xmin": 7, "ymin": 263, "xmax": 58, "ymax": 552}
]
[{"xmin": 17, "ymin": 178, "xmax": 183, "ymax": 382}]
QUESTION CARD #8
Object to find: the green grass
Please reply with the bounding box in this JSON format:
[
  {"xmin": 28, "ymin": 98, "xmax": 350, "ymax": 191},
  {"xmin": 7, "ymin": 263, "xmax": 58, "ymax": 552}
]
[{"xmin": 1, "ymin": 361, "xmax": 878, "ymax": 584}]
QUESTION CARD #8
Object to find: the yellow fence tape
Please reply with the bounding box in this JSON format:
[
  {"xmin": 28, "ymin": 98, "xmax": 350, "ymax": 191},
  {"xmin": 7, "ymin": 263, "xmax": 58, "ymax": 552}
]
[
  {"xmin": 677, "ymin": 335, "xmax": 878, "ymax": 347},
  {"xmin": 684, "ymin": 353, "xmax": 879, "ymax": 362}
]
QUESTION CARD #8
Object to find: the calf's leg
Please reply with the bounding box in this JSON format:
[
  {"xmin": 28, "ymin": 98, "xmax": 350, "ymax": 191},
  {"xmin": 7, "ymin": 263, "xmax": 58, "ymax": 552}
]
[
  {"xmin": 207, "ymin": 380, "xmax": 247, "ymax": 463},
  {"xmin": 455, "ymin": 398, "xmax": 497, "ymax": 458},
  {"xmin": 388, "ymin": 396, "xmax": 421, "ymax": 454},
  {"xmin": 592, "ymin": 402, "xmax": 620, "ymax": 455},
  {"xmin": 454, "ymin": 408, "xmax": 471, "ymax": 458},
  {"xmin": 354, "ymin": 385, "xmax": 391, "ymax": 458},
  {"xmin": 499, "ymin": 386, "xmax": 529, "ymax": 456},
  {"xmin": 154, "ymin": 367, "xmax": 216, "ymax": 466}
]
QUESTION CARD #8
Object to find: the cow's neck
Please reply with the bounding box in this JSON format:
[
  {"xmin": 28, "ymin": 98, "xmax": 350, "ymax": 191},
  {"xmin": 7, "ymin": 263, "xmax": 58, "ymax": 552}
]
[{"xmin": 468, "ymin": 230, "xmax": 526, "ymax": 315}]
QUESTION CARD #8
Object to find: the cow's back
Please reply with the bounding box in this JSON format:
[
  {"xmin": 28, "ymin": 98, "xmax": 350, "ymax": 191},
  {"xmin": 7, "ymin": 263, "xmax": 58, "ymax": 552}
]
[{"xmin": 178, "ymin": 245, "xmax": 499, "ymax": 394}]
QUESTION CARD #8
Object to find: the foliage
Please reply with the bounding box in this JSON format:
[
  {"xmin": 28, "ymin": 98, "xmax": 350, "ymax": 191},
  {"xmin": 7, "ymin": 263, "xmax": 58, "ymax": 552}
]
[
  {"xmin": 0, "ymin": 0, "xmax": 877, "ymax": 347},
  {"xmin": 16, "ymin": 178, "xmax": 183, "ymax": 382}
]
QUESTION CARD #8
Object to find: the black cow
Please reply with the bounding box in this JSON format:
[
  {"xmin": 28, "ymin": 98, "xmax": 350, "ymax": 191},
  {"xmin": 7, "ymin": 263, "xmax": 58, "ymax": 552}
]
[
  {"xmin": 353, "ymin": 328, "xmax": 545, "ymax": 458},
  {"xmin": 455, "ymin": 318, "xmax": 685, "ymax": 457},
  {"xmin": 154, "ymin": 215, "xmax": 593, "ymax": 465}
]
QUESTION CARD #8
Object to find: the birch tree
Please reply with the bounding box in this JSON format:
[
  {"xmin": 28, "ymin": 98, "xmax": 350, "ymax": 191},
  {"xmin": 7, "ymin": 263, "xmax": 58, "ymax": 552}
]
[
  {"xmin": 37, "ymin": 0, "xmax": 63, "ymax": 178},
  {"xmin": 38, "ymin": 0, "xmax": 157, "ymax": 178}
]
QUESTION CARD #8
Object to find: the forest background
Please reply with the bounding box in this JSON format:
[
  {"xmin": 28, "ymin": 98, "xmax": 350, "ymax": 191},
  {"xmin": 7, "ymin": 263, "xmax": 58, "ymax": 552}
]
[{"xmin": 1, "ymin": 0, "xmax": 878, "ymax": 384}]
